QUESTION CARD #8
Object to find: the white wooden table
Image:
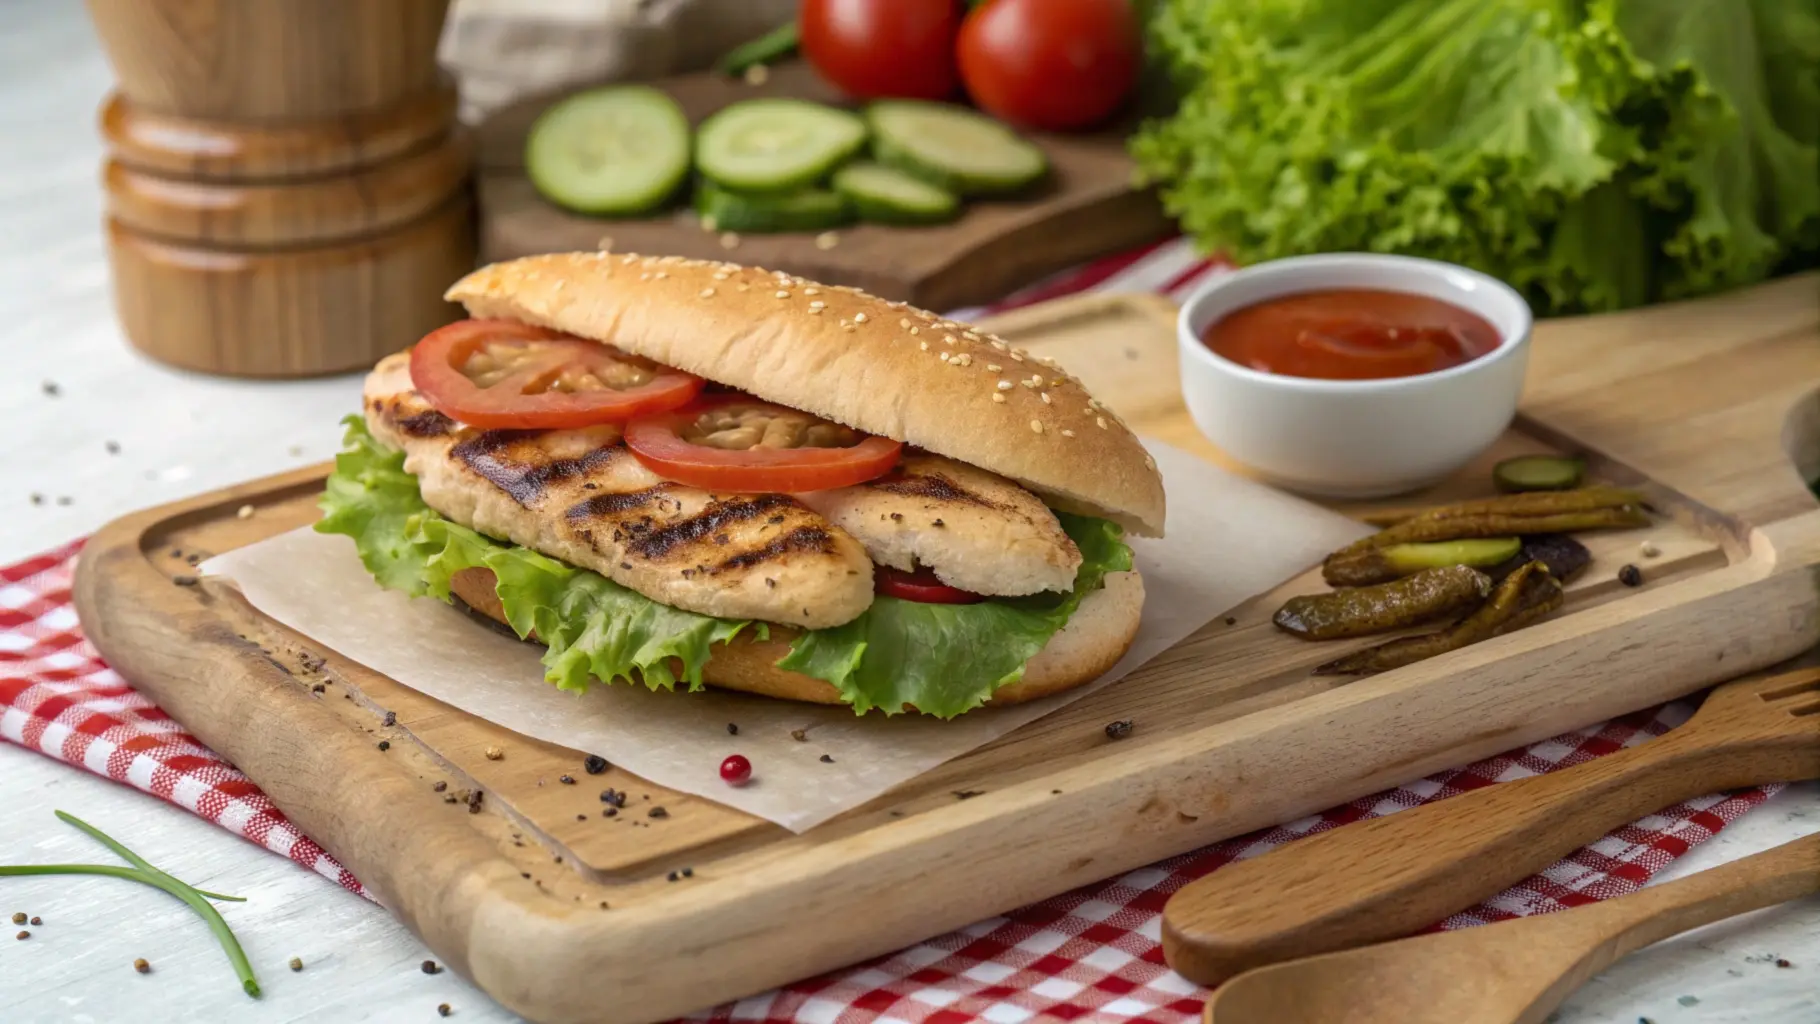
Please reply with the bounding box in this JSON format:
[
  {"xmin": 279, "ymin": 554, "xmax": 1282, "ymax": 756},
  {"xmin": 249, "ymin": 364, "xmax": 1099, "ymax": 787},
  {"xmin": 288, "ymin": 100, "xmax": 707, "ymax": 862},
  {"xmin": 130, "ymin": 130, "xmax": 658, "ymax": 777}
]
[{"xmin": 2, "ymin": 3, "xmax": 1814, "ymax": 1021}]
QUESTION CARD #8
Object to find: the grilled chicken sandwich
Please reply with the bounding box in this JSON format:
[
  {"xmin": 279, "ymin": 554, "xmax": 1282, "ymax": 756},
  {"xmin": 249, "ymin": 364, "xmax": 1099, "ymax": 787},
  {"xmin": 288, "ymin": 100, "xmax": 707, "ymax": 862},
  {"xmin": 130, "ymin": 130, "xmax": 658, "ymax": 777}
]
[{"xmin": 320, "ymin": 252, "xmax": 1166, "ymax": 717}]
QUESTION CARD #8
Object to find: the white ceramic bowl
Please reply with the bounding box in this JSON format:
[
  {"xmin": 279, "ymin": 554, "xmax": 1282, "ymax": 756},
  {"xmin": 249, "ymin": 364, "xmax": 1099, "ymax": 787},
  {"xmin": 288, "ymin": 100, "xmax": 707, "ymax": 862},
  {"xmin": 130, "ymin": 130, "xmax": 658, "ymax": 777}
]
[{"xmin": 1177, "ymin": 254, "xmax": 1533, "ymax": 498}]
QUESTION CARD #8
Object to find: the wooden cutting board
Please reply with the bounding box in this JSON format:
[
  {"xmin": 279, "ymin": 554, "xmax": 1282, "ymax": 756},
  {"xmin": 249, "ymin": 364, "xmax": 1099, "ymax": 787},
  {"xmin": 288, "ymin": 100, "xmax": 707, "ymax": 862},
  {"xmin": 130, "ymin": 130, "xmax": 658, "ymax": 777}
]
[
  {"xmin": 471, "ymin": 61, "xmax": 1173, "ymax": 311},
  {"xmin": 73, "ymin": 273, "xmax": 1820, "ymax": 1024}
]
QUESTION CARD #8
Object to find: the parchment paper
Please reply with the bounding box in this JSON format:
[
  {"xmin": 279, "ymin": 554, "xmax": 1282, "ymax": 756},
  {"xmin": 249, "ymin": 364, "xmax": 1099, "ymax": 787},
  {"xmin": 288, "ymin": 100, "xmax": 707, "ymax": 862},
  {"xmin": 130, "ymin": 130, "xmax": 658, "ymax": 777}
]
[{"xmin": 201, "ymin": 440, "xmax": 1369, "ymax": 831}]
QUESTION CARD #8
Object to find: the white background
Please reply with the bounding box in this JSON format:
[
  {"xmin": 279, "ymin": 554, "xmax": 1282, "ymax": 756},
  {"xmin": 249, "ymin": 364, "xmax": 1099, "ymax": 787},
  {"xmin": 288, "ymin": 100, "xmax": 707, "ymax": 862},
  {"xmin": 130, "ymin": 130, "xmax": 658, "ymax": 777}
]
[{"xmin": 1, "ymin": 3, "xmax": 1815, "ymax": 1021}]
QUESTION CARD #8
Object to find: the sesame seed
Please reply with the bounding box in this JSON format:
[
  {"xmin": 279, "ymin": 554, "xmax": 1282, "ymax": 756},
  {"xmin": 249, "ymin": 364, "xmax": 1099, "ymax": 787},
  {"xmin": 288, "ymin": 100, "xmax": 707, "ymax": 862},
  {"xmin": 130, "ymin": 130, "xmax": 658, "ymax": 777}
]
[
  {"xmin": 854, "ymin": 312, "xmax": 868, "ymax": 323},
  {"xmin": 699, "ymin": 288, "xmax": 715, "ymax": 298},
  {"xmin": 963, "ymin": 331, "xmax": 981, "ymax": 341},
  {"xmin": 814, "ymin": 232, "xmax": 839, "ymax": 250},
  {"xmin": 654, "ymin": 271, "xmax": 668, "ymax": 279},
  {"xmin": 809, "ymin": 307, "xmax": 825, "ymax": 315},
  {"xmin": 1031, "ymin": 375, "xmax": 1045, "ymax": 387},
  {"xmin": 804, "ymin": 287, "xmax": 820, "ymax": 296},
  {"xmin": 842, "ymin": 323, "xmax": 856, "ymax": 332},
  {"xmin": 639, "ymin": 272, "xmax": 650, "ymax": 281},
  {"xmin": 997, "ymin": 381, "xmax": 1013, "ymax": 391},
  {"xmin": 1062, "ymin": 429, "xmax": 1076, "ymax": 437},
  {"xmin": 990, "ymin": 339, "xmax": 1008, "ymax": 351},
  {"xmin": 809, "ymin": 300, "xmax": 826, "ymax": 310},
  {"xmin": 1021, "ymin": 380, "xmax": 1035, "ymax": 389},
  {"xmin": 621, "ymin": 254, "xmax": 638, "ymax": 265},
  {"xmin": 744, "ymin": 63, "xmax": 770, "ymax": 84},
  {"xmin": 944, "ymin": 335, "xmax": 957, "ymax": 346},
  {"xmin": 991, "ymin": 393, "xmax": 1006, "ymax": 403},
  {"xmin": 1145, "ymin": 454, "xmax": 1157, "ymax": 469},
  {"xmin": 720, "ymin": 232, "xmax": 741, "ymax": 249},
  {"xmin": 712, "ymin": 270, "xmax": 730, "ymax": 280},
  {"xmin": 775, "ymin": 290, "xmax": 790, "ymax": 299},
  {"xmin": 700, "ymin": 216, "xmax": 719, "ymax": 231},
  {"xmin": 919, "ymin": 340, "xmax": 929, "ymax": 351},
  {"xmin": 1040, "ymin": 392, "xmax": 1051, "ymax": 403},
  {"xmin": 939, "ymin": 352, "xmax": 950, "ymax": 362},
  {"xmin": 900, "ymin": 318, "xmax": 912, "ymax": 328},
  {"xmin": 553, "ymin": 279, "xmax": 566, "ymax": 290},
  {"xmin": 986, "ymin": 363, "xmax": 1001, "ymax": 372},
  {"xmin": 598, "ymin": 236, "xmax": 616, "ymax": 251},
  {"xmin": 1030, "ymin": 420, "xmax": 1044, "ymax": 434},
  {"xmin": 909, "ymin": 327, "xmax": 920, "ymax": 335},
  {"xmin": 954, "ymin": 353, "xmax": 973, "ymax": 367},
  {"xmin": 1011, "ymin": 352, "xmax": 1025, "ymax": 362},
  {"xmin": 1097, "ymin": 417, "xmax": 1108, "ymax": 429}
]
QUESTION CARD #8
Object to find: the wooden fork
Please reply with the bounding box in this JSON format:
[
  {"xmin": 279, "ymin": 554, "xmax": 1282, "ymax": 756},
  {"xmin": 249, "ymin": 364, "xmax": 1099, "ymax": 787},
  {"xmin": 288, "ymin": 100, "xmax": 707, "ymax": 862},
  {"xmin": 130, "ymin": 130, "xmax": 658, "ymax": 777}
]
[{"xmin": 1163, "ymin": 666, "xmax": 1820, "ymax": 986}]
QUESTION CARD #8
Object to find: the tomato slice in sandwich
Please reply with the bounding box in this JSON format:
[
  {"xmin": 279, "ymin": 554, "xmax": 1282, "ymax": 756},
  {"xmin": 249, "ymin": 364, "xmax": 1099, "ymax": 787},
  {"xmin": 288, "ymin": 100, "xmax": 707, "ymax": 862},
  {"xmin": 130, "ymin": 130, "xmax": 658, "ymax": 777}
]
[
  {"xmin": 624, "ymin": 395, "xmax": 903, "ymax": 492},
  {"xmin": 410, "ymin": 319, "xmax": 704, "ymax": 429},
  {"xmin": 873, "ymin": 566, "xmax": 986, "ymax": 604}
]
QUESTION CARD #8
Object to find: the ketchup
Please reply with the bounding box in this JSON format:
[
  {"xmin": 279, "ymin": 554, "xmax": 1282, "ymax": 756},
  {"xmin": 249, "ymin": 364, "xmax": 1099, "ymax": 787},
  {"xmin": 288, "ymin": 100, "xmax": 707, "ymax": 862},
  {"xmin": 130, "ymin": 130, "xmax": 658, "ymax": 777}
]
[{"xmin": 1202, "ymin": 289, "xmax": 1500, "ymax": 381}]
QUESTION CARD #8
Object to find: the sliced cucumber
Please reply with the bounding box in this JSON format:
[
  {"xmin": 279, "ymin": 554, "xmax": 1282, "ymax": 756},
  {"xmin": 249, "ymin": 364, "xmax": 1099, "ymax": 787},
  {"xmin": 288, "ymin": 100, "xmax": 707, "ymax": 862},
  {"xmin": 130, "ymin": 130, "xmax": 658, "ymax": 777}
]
[
  {"xmin": 832, "ymin": 162, "xmax": 960, "ymax": 225},
  {"xmin": 525, "ymin": 85, "xmax": 691, "ymax": 215},
  {"xmin": 867, "ymin": 101, "xmax": 1047, "ymax": 197},
  {"xmin": 695, "ymin": 99, "xmax": 867, "ymax": 192},
  {"xmin": 695, "ymin": 182, "xmax": 854, "ymax": 233}
]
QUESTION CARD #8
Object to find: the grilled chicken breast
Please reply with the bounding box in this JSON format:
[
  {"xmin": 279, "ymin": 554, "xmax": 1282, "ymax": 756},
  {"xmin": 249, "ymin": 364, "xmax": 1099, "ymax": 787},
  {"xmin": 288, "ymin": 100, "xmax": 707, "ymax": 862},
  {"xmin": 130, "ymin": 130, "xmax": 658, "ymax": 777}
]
[
  {"xmin": 363, "ymin": 354, "xmax": 874, "ymax": 628},
  {"xmin": 798, "ymin": 455, "xmax": 1082, "ymax": 596}
]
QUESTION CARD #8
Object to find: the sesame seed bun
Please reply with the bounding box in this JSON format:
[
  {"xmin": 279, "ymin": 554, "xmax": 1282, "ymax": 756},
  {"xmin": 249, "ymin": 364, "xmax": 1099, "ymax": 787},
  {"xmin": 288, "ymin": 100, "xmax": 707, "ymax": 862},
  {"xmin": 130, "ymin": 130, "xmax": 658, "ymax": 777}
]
[
  {"xmin": 444, "ymin": 253, "xmax": 1166, "ymax": 537},
  {"xmin": 448, "ymin": 565, "xmax": 1144, "ymax": 709}
]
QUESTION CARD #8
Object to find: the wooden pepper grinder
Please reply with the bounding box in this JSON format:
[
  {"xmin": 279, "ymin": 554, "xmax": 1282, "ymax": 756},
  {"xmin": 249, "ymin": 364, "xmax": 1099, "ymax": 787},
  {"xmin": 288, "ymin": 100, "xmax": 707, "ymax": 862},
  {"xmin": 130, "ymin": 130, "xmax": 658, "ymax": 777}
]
[{"xmin": 86, "ymin": 0, "xmax": 477, "ymax": 378}]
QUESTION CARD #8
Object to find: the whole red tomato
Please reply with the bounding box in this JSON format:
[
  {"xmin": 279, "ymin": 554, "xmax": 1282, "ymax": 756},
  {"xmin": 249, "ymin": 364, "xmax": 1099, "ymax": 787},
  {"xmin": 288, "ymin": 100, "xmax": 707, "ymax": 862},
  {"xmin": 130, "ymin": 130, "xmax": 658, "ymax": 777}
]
[
  {"xmin": 957, "ymin": 0, "xmax": 1140, "ymax": 131},
  {"xmin": 798, "ymin": 0, "xmax": 962, "ymax": 100}
]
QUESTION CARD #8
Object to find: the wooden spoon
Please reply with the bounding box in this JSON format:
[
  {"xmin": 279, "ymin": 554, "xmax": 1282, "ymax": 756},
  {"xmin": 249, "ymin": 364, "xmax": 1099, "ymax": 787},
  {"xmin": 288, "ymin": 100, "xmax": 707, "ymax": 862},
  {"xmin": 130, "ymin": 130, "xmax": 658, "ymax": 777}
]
[
  {"xmin": 1164, "ymin": 666, "xmax": 1820, "ymax": 985},
  {"xmin": 1202, "ymin": 830, "xmax": 1820, "ymax": 1024}
]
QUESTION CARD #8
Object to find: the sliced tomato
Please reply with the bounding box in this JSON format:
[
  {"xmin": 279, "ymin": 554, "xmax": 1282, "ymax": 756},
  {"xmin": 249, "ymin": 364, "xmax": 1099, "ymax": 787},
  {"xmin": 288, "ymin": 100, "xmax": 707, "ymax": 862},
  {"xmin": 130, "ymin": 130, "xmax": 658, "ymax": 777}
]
[
  {"xmin": 874, "ymin": 566, "xmax": 986, "ymax": 604},
  {"xmin": 624, "ymin": 395, "xmax": 903, "ymax": 492},
  {"xmin": 409, "ymin": 319, "xmax": 703, "ymax": 429}
]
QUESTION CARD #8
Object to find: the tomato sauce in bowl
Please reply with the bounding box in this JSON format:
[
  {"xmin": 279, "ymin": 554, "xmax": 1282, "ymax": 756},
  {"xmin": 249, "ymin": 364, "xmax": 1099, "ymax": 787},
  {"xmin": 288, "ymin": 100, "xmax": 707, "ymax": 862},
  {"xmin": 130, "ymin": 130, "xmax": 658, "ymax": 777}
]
[{"xmin": 1201, "ymin": 289, "xmax": 1501, "ymax": 381}]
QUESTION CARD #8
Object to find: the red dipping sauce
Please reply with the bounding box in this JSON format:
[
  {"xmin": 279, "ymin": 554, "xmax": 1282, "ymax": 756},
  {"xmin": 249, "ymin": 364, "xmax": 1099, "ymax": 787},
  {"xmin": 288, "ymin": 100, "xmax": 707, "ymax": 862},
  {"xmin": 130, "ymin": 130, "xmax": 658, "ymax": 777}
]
[{"xmin": 1202, "ymin": 289, "xmax": 1501, "ymax": 381}]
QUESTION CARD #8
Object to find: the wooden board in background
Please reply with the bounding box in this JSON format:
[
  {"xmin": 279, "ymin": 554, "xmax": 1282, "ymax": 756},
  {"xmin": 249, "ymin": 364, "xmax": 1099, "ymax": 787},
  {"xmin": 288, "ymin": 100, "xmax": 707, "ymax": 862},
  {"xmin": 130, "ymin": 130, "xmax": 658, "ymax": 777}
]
[
  {"xmin": 74, "ymin": 274, "xmax": 1820, "ymax": 1023},
  {"xmin": 472, "ymin": 62, "xmax": 1173, "ymax": 311}
]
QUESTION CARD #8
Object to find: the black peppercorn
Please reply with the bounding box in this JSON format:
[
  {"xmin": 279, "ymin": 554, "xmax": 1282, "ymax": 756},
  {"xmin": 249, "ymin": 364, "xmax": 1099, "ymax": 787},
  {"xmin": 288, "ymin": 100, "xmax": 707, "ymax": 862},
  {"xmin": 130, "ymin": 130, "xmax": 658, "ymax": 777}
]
[
  {"xmin": 1105, "ymin": 719, "xmax": 1134, "ymax": 740},
  {"xmin": 726, "ymin": 722, "xmax": 739, "ymax": 735},
  {"xmin": 433, "ymin": 781, "xmax": 448, "ymax": 793},
  {"xmin": 558, "ymin": 775, "xmax": 575, "ymax": 785},
  {"xmin": 583, "ymin": 754, "xmax": 609, "ymax": 774},
  {"xmin": 383, "ymin": 711, "xmax": 397, "ymax": 727},
  {"xmin": 421, "ymin": 960, "xmax": 441, "ymax": 975},
  {"xmin": 1618, "ymin": 564, "xmax": 1643, "ymax": 587},
  {"xmin": 648, "ymin": 806, "xmax": 669, "ymax": 819},
  {"xmin": 819, "ymin": 753, "xmax": 834, "ymax": 763},
  {"xmin": 377, "ymin": 740, "xmax": 391, "ymax": 751}
]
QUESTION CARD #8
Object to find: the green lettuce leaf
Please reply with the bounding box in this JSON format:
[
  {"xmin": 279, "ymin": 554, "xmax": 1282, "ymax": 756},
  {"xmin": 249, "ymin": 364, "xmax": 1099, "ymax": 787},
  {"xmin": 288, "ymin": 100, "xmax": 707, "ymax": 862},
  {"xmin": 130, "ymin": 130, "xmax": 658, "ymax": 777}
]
[
  {"xmin": 775, "ymin": 514, "xmax": 1133, "ymax": 718},
  {"xmin": 1133, "ymin": 0, "xmax": 1820, "ymax": 315},
  {"xmin": 314, "ymin": 417, "xmax": 1131, "ymax": 716}
]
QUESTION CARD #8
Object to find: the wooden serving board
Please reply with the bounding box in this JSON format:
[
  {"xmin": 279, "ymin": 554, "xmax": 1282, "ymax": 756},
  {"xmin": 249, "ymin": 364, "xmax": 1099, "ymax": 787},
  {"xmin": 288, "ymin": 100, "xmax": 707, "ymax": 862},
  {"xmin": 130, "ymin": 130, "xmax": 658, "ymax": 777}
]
[
  {"xmin": 74, "ymin": 274, "xmax": 1820, "ymax": 1024},
  {"xmin": 472, "ymin": 61, "xmax": 1172, "ymax": 311}
]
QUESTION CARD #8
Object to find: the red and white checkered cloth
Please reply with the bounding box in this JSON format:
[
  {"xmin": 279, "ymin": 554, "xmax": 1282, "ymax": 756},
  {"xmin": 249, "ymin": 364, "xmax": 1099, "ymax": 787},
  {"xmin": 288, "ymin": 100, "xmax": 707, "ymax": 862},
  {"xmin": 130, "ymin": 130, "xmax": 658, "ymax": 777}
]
[{"xmin": 0, "ymin": 238, "xmax": 1783, "ymax": 1023}]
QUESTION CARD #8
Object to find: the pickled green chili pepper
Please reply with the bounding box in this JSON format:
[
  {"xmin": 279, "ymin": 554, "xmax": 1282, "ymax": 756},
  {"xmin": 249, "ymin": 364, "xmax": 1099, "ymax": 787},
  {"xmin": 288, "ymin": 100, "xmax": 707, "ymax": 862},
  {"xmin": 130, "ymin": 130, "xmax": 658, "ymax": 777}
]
[
  {"xmin": 1322, "ymin": 537, "xmax": 1521, "ymax": 587},
  {"xmin": 1493, "ymin": 455, "xmax": 1586, "ymax": 492},
  {"xmin": 1275, "ymin": 564, "xmax": 1492, "ymax": 641},
  {"xmin": 1315, "ymin": 561, "xmax": 1564, "ymax": 675},
  {"xmin": 1350, "ymin": 486, "xmax": 1650, "ymax": 534}
]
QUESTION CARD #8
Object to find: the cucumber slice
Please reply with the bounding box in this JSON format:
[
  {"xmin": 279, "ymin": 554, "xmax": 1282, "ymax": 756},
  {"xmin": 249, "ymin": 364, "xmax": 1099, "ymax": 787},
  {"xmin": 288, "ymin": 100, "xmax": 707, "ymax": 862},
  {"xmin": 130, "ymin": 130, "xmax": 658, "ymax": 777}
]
[
  {"xmin": 832, "ymin": 162, "xmax": 960, "ymax": 225},
  {"xmin": 695, "ymin": 182, "xmax": 854, "ymax": 233},
  {"xmin": 525, "ymin": 86, "xmax": 691, "ymax": 215},
  {"xmin": 695, "ymin": 99, "xmax": 867, "ymax": 192},
  {"xmin": 867, "ymin": 101, "xmax": 1047, "ymax": 196}
]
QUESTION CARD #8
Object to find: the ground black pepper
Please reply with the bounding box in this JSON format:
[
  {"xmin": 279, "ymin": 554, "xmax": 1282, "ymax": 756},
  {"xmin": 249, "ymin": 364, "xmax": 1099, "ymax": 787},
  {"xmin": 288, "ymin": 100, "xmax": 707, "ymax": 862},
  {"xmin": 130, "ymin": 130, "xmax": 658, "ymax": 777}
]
[
  {"xmin": 433, "ymin": 781, "xmax": 448, "ymax": 793},
  {"xmin": 666, "ymin": 871, "xmax": 679, "ymax": 882},
  {"xmin": 1105, "ymin": 719, "xmax": 1134, "ymax": 740},
  {"xmin": 172, "ymin": 575, "xmax": 199, "ymax": 587},
  {"xmin": 1224, "ymin": 616, "xmax": 1237, "ymax": 626},
  {"xmin": 105, "ymin": 441, "xmax": 120, "ymax": 455},
  {"xmin": 648, "ymin": 806, "xmax": 669, "ymax": 819},
  {"xmin": 1618, "ymin": 564, "xmax": 1643, "ymax": 587},
  {"xmin": 383, "ymin": 711, "xmax": 397, "ymax": 727},
  {"xmin": 558, "ymin": 774, "xmax": 575, "ymax": 785},
  {"xmin": 791, "ymin": 729, "xmax": 808, "ymax": 742},
  {"xmin": 681, "ymin": 867, "xmax": 693, "ymax": 878},
  {"xmin": 819, "ymin": 754, "xmax": 834, "ymax": 763},
  {"xmin": 604, "ymin": 808, "xmax": 617, "ymax": 818},
  {"xmin": 584, "ymin": 754, "xmax": 609, "ymax": 774},
  {"xmin": 1778, "ymin": 958, "xmax": 1793, "ymax": 968},
  {"xmin": 726, "ymin": 722, "xmax": 739, "ymax": 735},
  {"xmin": 29, "ymin": 494, "xmax": 44, "ymax": 505},
  {"xmin": 438, "ymin": 1004, "xmax": 452, "ymax": 1017},
  {"xmin": 55, "ymin": 496, "xmax": 71, "ymax": 507},
  {"xmin": 311, "ymin": 683, "xmax": 326, "ymax": 694},
  {"xmin": 467, "ymin": 790, "xmax": 484, "ymax": 813},
  {"xmin": 421, "ymin": 960, "xmax": 441, "ymax": 975},
  {"xmin": 953, "ymin": 790, "xmax": 982, "ymax": 800},
  {"xmin": 599, "ymin": 789, "xmax": 626, "ymax": 808},
  {"xmin": 41, "ymin": 380, "xmax": 59, "ymax": 397}
]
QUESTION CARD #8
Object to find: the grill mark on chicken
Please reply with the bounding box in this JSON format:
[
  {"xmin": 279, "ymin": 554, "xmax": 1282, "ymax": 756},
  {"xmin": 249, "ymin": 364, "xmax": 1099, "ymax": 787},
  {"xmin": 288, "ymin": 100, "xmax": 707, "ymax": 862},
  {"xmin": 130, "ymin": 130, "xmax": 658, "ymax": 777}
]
[
  {"xmin": 566, "ymin": 486, "xmax": 672, "ymax": 520},
  {"xmin": 627, "ymin": 493, "xmax": 801, "ymax": 560},
  {"xmin": 452, "ymin": 430, "xmax": 622, "ymax": 507},
  {"xmin": 397, "ymin": 410, "xmax": 456, "ymax": 437},
  {"xmin": 868, "ymin": 471, "xmax": 1001, "ymax": 509},
  {"xmin": 712, "ymin": 526, "xmax": 836, "ymax": 573}
]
